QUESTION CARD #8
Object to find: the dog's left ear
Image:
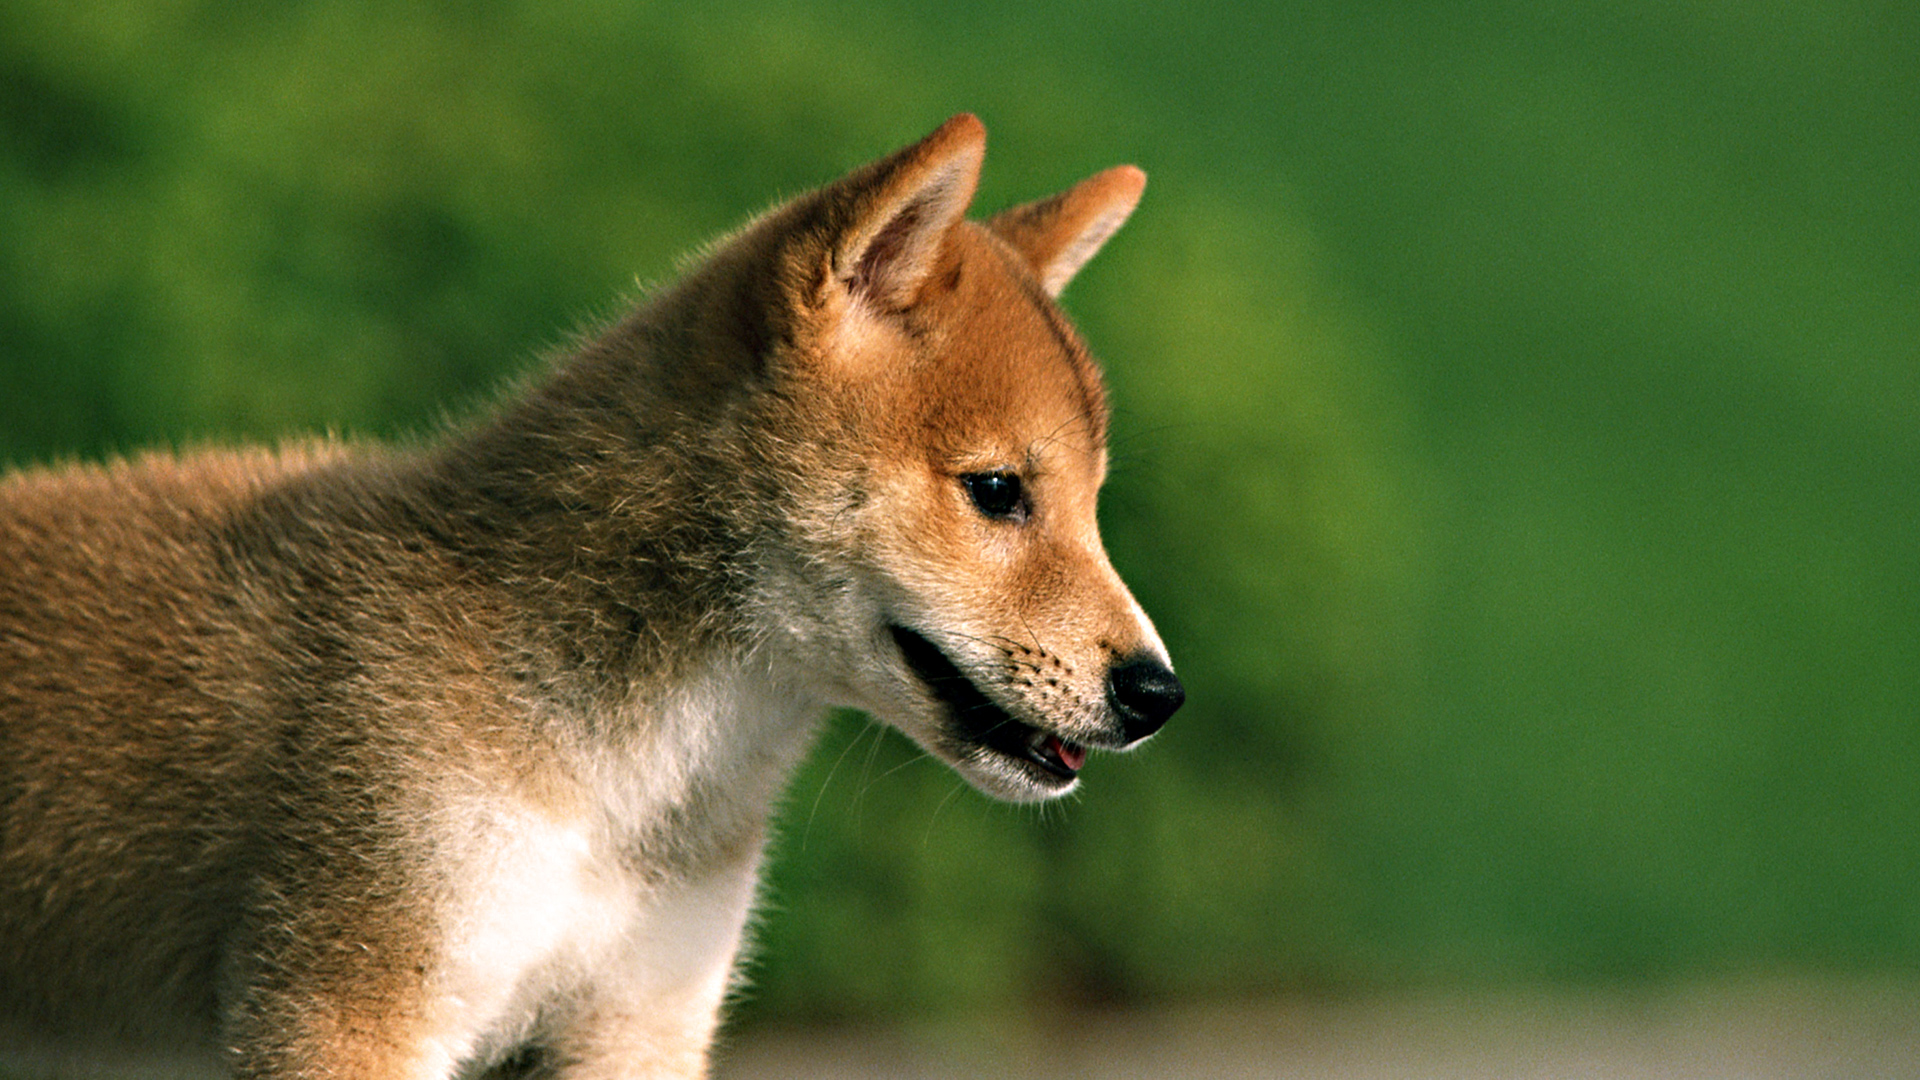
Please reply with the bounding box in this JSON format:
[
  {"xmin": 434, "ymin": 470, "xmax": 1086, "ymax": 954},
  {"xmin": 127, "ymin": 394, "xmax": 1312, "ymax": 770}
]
[
  {"xmin": 828, "ymin": 114, "xmax": 986, "ymax": 312},
  {"xmin": 988, "ymin": 166, "xmax": 1146, "ymax": 297}
]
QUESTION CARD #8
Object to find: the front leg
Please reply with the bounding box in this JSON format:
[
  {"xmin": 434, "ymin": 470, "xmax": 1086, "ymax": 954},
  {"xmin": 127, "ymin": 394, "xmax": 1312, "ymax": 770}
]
[
  {"xmin": 223, "ymin": 995, "xmax": 462, "ymax": 1080},
  {"xmin": 219, "ymin": 901, "xmax": 463, "ymax": 1080},
  {"xmin": 530, "ymin": 996, "xmax": 718, "ymax": 1080},
  {"xmin": 533, "ymin": 856, "xmax": 764, "ymax": 1080},
  {"xmin": 214, "ymin": 796, "xmax": 495, "ymax": 1080}
]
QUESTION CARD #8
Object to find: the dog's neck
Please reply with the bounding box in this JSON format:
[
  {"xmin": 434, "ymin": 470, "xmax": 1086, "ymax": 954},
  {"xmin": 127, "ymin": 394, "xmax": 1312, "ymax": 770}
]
[
  {"xmin": 420, "ymin": 272, "xmax": 782, "ymax": 681},
  {"xmin": 538, "ymin": 644, "xmax": 826, "ymax": 880},
  {"xmin": 405, "ymin": 340, "xmax": 826, "ymax": 866}
]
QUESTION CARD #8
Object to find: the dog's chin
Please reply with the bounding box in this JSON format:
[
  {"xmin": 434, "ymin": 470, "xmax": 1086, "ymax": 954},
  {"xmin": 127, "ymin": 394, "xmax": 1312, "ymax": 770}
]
[
  {"xmin": 947, "ymin": 743, "xmax": 1081, "ymax": 803},
  {"xmin": 887, "ymin": 625, "xmax": 1084, "ymax": 803}
]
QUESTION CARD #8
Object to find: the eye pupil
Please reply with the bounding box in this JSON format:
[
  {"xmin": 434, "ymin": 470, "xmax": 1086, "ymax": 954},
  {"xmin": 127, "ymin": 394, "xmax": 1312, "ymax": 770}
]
[{"xmin": 963, "ymin": 472, "xmax": 1024, "ymax": 519}]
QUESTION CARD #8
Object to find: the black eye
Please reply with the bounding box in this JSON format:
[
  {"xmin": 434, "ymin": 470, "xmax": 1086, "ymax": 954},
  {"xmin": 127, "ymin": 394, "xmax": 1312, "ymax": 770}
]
[{"xmin": 961, "ymin": 472, "xmax": 1026, "ymax": 521}]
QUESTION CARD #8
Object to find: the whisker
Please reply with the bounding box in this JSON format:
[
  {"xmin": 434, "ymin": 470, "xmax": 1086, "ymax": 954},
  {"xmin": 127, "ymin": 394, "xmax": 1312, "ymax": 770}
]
[
  {"xmin": 801, "ymin": 714, "xmax": 881, "ymax": 849},
  {"xmin": 923, "ymin": 779, "xmax": 969, "ymax": 847}
]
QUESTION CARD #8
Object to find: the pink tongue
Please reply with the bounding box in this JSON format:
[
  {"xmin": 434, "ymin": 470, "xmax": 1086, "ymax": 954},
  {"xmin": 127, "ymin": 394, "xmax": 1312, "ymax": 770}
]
[{"xmin": 1049, "ymin": 736, "xmax": 1087, "ymax": 771}]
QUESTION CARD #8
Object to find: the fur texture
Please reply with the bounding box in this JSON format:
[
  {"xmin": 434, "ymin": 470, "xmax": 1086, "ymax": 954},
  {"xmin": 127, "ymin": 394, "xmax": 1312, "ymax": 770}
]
[{"xmin": 0, "ymin": 114, "xmax": 1182, "ymax": 1079}]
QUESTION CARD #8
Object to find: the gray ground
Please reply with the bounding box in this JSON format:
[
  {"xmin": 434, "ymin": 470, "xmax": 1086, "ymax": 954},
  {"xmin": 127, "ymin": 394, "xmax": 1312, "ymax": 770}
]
[
  {"xmin": 713, "ymin": 979, "xmax": 1920, "ymax": 1079},
  {"xmin": 3, "ymin": 979, "xmax": 1911, "ymax": 1078}
]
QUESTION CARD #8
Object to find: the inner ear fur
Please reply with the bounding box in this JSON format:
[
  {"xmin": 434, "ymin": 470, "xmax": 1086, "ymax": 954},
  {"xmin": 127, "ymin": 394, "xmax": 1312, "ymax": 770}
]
[
  {"xmin": 987, "ymin": 165, "xmax": 1146, "ymax": 297},
  {"xmin": 826, "ymin": 113, "xmax": 986, "ymax": 311}
]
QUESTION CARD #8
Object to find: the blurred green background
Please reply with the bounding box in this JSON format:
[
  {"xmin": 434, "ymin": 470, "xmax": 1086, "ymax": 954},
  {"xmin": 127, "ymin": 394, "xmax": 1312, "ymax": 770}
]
[{"xmin": 3, "ymin": 0, "xmax": 1916, "ymax": 1032}]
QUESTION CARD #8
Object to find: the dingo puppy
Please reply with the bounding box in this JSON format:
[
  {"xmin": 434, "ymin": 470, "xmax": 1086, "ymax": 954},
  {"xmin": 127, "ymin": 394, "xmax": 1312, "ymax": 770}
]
[{"xmin": 0, "ymin": 114, "xmax": 1182, "ymax": 1079}]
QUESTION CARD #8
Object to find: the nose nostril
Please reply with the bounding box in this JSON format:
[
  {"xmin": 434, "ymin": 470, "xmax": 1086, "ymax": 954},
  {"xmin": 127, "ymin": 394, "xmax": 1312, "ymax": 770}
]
[{"xmin": 1106, "ymin": 655, "xmax": 1185, "ymax": 744}]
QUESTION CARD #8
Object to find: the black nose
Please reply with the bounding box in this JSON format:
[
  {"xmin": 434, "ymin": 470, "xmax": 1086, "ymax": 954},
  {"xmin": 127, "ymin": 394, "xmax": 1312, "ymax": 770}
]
[{"xmin": 1107, "ymin": 654, "xmax": 1184, "ymax": 745}]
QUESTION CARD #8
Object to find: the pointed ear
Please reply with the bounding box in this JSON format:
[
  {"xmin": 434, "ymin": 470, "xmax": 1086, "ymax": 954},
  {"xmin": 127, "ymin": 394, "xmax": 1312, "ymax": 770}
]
[
  {"xmin": 987, "ymin": 165, "xmax": 1145, "ymax": 297},
  {"xmin": 829, "ymin": 113, "xmax": 986, "ymax": 311}
]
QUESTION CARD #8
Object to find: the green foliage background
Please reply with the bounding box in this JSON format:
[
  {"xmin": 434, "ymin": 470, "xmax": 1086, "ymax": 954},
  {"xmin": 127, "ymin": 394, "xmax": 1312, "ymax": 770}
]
[{"xmin": 4, "ymin": 0, "xmax": 1917, "ymax": 1026}]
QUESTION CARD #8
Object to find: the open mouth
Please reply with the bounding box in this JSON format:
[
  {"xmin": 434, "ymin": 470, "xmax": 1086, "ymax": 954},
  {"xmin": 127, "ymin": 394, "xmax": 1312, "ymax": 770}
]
[{"xmin": 889, "ymin": 625, "xmax": 1087, "ymax": 780}]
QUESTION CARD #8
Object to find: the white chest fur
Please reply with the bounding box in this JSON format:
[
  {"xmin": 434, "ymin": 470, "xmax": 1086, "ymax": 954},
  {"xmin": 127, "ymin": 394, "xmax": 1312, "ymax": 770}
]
[{"xmin": 426, "ymin": 657, "xmax": 820, "ymax": 1075}]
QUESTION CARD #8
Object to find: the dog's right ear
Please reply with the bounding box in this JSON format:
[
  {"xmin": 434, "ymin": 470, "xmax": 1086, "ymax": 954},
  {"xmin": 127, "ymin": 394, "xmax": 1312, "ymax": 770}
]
[
  {"xmin": 822, "ymin": 114, "xmax": 985, "ymax": 312},
  {"xmin": 986, "ymin": 165, "xmax": 1145, "ymax": 298}
]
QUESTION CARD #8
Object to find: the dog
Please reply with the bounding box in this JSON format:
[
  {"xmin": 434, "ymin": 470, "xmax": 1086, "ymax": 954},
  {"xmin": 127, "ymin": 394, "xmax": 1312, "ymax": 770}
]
[{"xmin": 0, "ymin": 113, "xmax": 1182, "ymax": 1079}]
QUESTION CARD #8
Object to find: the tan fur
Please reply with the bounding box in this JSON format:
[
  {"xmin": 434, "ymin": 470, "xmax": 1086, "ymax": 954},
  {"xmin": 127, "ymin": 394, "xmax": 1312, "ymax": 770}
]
[{"xmin": 0, "ymin": 115, "xmax": 1181, "ymax": 1079}]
